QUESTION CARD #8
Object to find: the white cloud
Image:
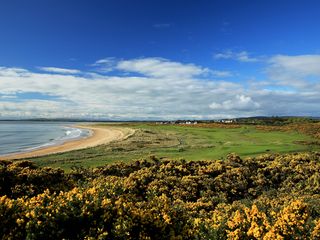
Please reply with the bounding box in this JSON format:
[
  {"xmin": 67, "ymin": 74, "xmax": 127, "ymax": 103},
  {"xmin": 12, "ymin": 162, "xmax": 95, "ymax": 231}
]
[
  {"xmin": 116, "ymin": 57, "xmax": 209, "ymax": 78},
  {"xmin": 0, "ymin": 95, "xmax": 16, "ymax": 99},
  {"xmin": 91, "ymin": 57, "xmax": 116, "ymax": 72},
  {"xmin": 0, "ymin": 59, "xmax": 245, "ymax": 119},
  {"xmin": 209, "ymin": 95, "xmax": 260, "ymax": 111},
  {"xmin": 0, "ymin": 56, "xmax": 319, "ymax": 119},
  {"xmin": 0, "ymin": 67, "xmax": 29, "ymax": 77},
  {"xmin": 38, "ymin": 67, "xmax": 81, "ymax": 74},
  {"xmin": 266, "ymin": 54, "xmax": 320, "ymax": 89},
  {"xmin": 210, "ymin": 70, "xmax": 233, "ymax": 77},
  {"xmin": 214, "ymin": 50, "xmax": 259, "ymax": 62},
  {"xmin": 269, "ymin": 55, "xmax": 320, "ymax": 76}
]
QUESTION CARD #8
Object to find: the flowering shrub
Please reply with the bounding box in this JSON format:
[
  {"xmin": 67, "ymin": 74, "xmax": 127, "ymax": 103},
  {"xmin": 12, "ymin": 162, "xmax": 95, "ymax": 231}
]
[{"xmin": 0, "ymin": 152, "xmax": 320, "ymax": 239}]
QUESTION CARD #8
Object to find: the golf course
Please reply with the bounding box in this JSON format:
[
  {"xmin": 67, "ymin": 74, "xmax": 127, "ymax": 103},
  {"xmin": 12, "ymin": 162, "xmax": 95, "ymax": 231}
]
[{"xmin": 27, "ymin": 123, "xmax": 319, "ymax": 170}]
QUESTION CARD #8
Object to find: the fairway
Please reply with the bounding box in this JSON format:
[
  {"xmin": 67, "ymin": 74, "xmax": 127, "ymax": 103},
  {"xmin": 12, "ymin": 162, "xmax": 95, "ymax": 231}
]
[{"xmin": 28, "ymin": 123, "xmax": 319, "ymax": 170}]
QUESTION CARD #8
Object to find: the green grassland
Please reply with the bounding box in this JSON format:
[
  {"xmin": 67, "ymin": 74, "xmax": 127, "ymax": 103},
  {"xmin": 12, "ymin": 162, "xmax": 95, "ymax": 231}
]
[{"xmin": 28, "ymin": 123, "xmax": 319, "ymax": 170}]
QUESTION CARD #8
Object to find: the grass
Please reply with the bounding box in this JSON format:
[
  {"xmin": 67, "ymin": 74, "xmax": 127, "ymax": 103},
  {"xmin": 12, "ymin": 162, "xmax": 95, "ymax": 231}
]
[{"xmin": 26, "ymin": 123, "xmax": 320, "ymax": 170}]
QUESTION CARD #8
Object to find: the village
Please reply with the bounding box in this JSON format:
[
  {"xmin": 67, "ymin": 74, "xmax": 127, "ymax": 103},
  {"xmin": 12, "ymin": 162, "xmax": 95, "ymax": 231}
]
[{"xmin": 156, "ymin": 119, "xmax": 237, "ymax": 125}]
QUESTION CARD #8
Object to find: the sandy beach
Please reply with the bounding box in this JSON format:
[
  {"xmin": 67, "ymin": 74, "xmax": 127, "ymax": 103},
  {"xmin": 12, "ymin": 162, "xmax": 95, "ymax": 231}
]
[{"xmin": 0, "ymin": 125, "xmax": 135, "ymax": 160}]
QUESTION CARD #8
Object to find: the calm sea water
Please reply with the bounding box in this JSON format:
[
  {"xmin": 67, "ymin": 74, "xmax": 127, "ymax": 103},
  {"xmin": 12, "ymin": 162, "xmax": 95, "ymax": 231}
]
[{"xmin": 0, "ymin": 121, "xmax": 91, "ymax": 156}]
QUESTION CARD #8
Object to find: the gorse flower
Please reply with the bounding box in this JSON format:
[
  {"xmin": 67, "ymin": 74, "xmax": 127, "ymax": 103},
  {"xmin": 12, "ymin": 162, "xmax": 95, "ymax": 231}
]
[{"xmin": 0, "ymin": 153, "xmax": 320, "ymax": 239}]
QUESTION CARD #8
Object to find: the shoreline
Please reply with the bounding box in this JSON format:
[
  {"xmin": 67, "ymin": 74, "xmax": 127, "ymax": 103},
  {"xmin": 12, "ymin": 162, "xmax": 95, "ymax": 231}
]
[{"xmin": 0, "ymin": 125, "xmax": 135, "ymax": 160}]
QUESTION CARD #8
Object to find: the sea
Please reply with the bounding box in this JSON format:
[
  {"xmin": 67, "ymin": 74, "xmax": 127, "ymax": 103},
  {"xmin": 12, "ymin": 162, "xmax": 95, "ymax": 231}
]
[{"xmin": 0, "ymin": 121, "xmax": 91, "ymax": 156}]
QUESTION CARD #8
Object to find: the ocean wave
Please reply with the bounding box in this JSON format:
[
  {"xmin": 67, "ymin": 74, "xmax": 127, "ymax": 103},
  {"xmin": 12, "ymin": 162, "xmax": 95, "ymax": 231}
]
[
  {"xmin": 23, "ymin": 127, "xmax": 89, "ymax": 152},
  {"xmin": 60, "ymin": 127, "xmax": 83, "ymax": 140},
  {"xmin": 0, "ymin": 122, "xmax": 92, "ymax": 156}
]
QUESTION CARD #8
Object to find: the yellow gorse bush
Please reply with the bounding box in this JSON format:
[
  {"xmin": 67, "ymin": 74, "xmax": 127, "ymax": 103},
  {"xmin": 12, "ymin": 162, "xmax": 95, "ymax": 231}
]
[{"xmin": 0, "ymin": 152, "xmax": 320, "ymax": 239}]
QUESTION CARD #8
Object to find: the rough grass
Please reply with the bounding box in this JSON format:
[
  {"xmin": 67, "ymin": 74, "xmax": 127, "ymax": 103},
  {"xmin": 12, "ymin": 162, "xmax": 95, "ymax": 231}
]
[{"xmin": 26, "ymin": 123, "xmax": 320, "ymax": 170}]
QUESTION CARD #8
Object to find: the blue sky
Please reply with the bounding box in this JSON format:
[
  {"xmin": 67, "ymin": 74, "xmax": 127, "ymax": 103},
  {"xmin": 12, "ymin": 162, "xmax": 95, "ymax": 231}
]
[{"xmin": 0, "ymin": 0, "xmax": 320, "ymax": 119}]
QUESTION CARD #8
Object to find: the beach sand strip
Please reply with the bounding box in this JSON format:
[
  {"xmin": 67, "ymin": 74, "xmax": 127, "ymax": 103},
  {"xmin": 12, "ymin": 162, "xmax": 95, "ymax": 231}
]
[{"xmin": 0, "ymin": 125, "xmax": 135, "ymax": 160}]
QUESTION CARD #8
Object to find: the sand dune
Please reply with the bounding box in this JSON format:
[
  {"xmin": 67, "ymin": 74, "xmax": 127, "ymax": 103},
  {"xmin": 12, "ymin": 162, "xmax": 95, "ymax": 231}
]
[{"xmin": 0, "ymin": 125, "xmax": 135, "ymax": 160}]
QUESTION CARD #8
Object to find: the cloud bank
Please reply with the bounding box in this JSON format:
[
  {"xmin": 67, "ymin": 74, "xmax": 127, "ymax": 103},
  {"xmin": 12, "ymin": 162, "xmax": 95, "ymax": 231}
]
[{"xmin": 0, "ymin": 56, "xmax": 319, "ymax": 119}]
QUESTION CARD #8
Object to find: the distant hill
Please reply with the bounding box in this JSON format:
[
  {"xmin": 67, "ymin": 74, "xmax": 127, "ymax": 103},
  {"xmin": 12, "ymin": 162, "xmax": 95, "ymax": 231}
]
[{"xmin": 231, "ymin": 116, "xmax": 320, "ymax": 125}]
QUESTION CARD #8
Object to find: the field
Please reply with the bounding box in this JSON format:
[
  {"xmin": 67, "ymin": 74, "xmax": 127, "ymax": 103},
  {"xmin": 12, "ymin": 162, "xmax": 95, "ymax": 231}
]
[{"xmin": 29, "ymin": 123, "xmax": 319, "ymax": 170}]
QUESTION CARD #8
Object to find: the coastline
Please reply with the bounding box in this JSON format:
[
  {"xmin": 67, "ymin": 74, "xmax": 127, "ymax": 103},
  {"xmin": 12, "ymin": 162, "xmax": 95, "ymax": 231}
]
[{"xmin": 0, "ymin": 125, "xmax": 135, "ymax": 160}]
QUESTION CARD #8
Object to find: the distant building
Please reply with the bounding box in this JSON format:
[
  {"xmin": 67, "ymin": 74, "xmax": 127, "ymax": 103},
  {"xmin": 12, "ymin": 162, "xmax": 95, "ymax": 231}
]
[
  {"xmin": 157, "ymin": 120, "xmax": 198, "ymax": 125},
  {"xmin": 219, "ymin": 119, "xmax": 235, "ymax": 123}
]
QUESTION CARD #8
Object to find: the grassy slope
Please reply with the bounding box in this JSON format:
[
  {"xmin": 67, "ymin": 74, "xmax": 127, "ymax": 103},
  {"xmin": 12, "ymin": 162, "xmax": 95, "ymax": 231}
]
[{"xmin": 28, "ymin": 123, "xmax": 319, "ymax": 170}]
